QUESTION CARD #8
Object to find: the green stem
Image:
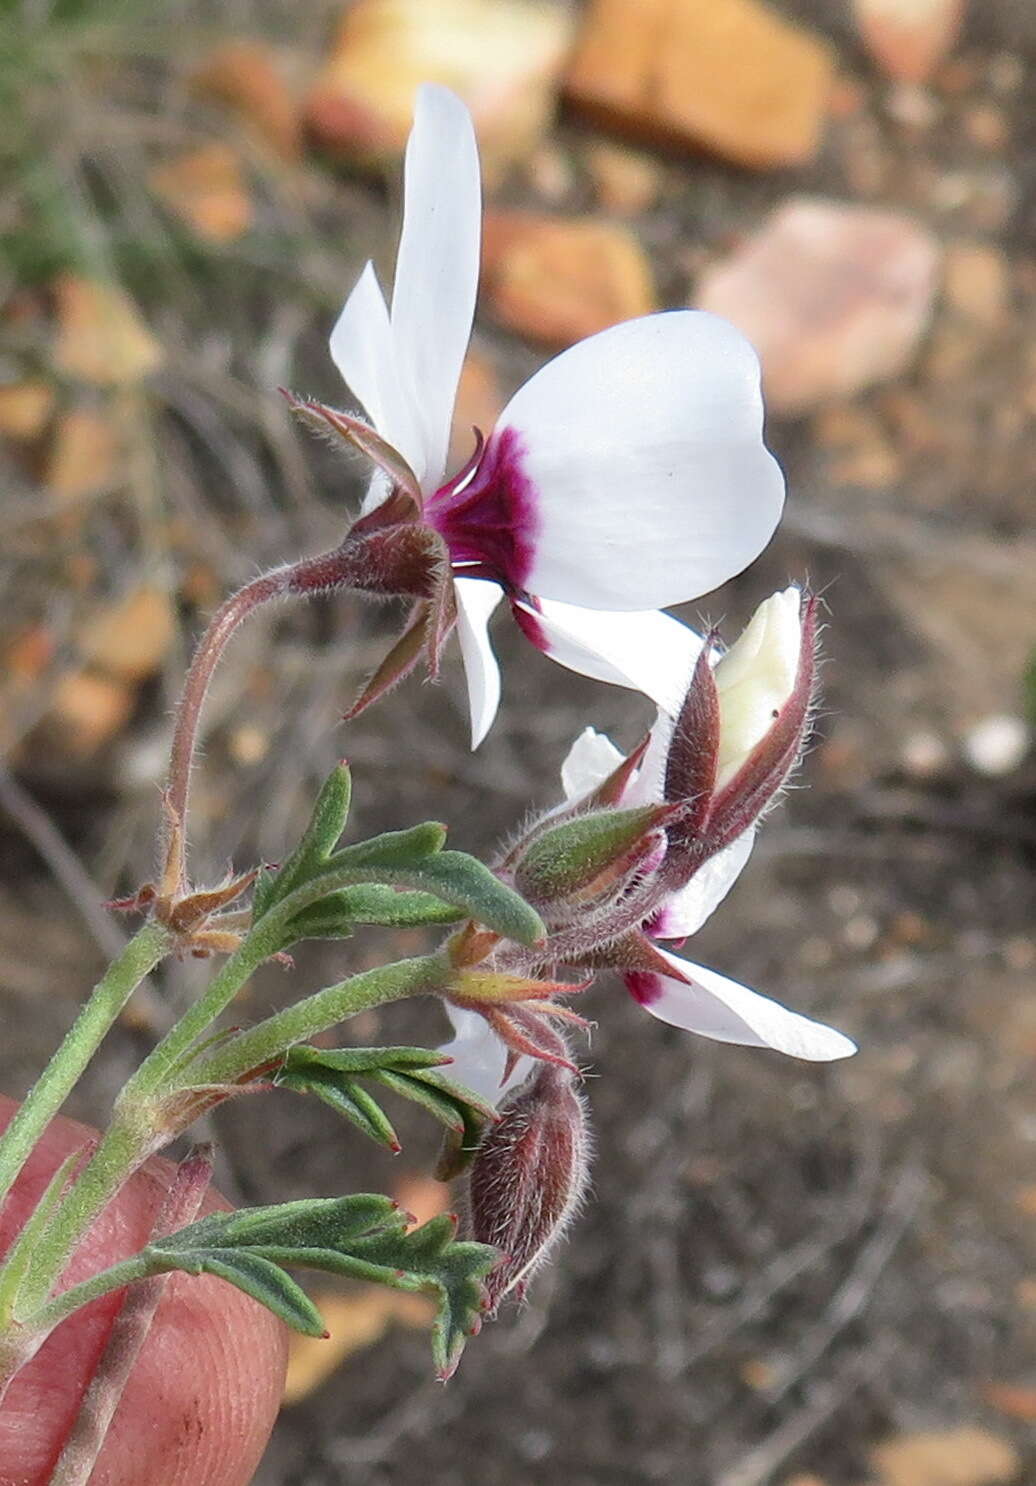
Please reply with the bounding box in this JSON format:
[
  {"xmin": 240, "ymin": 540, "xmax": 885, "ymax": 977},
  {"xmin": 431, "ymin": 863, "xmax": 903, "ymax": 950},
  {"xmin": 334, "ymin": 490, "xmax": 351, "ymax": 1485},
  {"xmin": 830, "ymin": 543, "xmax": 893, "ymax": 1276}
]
[
  {"xmin": 11, "ymin": 1120, "xmax": 146, "ymax": 1322},
  {"xmin": 10, "ymin": 949, "xmax": 449, "ymax": 1322},
  {"xmin": 123, "ymin": 929, "xmax": 284, "ymax": 1101},
  {"xmin": 31, "ymin": 1252, "xmax": 156, "ymax": 1338},
  {"xmin": 188, "ymin": 954, "xmax": 450, "ymax": 1087},
  {"xmin": 0, "ymin": 922, "xmax": 170, "ymax": 1215}
]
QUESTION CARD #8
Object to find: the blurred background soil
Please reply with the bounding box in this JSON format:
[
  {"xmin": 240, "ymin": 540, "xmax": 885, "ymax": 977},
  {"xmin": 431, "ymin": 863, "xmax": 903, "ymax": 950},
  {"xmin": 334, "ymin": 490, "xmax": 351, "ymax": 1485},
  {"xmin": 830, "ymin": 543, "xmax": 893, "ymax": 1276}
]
[{"xmin": 1, "ymin": 1, "xmax": 1034, "ymax": 1482}]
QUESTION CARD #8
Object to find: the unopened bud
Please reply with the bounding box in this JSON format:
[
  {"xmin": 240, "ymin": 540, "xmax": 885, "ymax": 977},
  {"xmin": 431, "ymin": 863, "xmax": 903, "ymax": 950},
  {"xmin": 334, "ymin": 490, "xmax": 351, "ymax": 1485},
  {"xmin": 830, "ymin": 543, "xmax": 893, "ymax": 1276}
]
[
  {"xmin": 468, "ymin": 1062, "xmax": 590, "ymax": 1315},
  {"xmin": 513, "ymin": 805, "xmax": 675, "ymax": 912},
  {"xmin": 714, "ymin": 587, "xmax": 804, "ymax": 788}
]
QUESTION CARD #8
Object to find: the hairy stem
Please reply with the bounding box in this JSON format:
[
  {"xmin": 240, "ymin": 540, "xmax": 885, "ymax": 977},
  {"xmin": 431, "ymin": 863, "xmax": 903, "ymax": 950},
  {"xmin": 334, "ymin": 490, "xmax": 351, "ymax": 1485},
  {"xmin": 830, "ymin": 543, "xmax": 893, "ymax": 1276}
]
[
  {"xmin": 162, "ymin": 538, "xmax": 388, "ymax": 895},
  {"xmin": 11, "ymin": 1121, "xmax": 148, "ymax": 1324},
  {"xmin": 0, "ymin": 923, "xmax": 170, "ymax": 1216},
  {"xmin": 163, "ymin": 567, "xmax": 292, "ymax": 896},
  {"xmin": 188, "ymin": 954, "xmax": 450, "ymax": 1087}
]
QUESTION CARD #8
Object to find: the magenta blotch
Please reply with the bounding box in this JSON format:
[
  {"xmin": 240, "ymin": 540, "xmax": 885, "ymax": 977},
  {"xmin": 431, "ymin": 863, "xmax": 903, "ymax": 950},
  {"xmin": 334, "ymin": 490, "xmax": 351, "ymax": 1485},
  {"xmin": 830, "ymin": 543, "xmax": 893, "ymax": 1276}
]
[
  {"xmin": 427, "ymin": 427, "xmax": 540, "ymax": 591},
  {"xmin": 625, "ymin": 970, "xmax": 663, "ymax": 1007}
]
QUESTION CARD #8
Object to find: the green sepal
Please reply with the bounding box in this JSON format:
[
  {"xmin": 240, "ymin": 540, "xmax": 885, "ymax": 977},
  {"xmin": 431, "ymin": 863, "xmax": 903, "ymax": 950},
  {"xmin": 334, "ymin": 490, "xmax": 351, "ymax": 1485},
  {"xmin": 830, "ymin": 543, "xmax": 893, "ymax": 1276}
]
[
  {"xmin": 148, "ymin": 1194, "xmax": 498, "ymax": 1376},
  {"xmin": 513, "ymin": 803, "xmax": 672, "ymax": 905}
]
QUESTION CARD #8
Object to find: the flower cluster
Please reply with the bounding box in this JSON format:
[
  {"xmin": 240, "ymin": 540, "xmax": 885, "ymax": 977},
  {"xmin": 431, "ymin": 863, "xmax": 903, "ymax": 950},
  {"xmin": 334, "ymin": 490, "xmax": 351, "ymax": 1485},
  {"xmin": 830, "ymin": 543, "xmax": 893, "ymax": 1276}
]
[{"xmin": 300, "ymin": 85, "xmax": 854, "ymax": 1306}]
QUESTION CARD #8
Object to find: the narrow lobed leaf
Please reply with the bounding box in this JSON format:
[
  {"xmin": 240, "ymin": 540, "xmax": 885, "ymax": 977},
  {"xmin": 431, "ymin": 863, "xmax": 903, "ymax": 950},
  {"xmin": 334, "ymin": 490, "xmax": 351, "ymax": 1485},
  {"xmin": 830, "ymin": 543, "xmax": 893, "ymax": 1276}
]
[
  {"xmin": 253, "ymin": 764, "xmax": 353, "ymax": 922},
  {"xmin": 156, "ymin": 1249, "xmax": 327, "ymax": 1337},
  {"xmin": 149, "ymin": 1195, "xmax": 498, "ymax": 1375}
]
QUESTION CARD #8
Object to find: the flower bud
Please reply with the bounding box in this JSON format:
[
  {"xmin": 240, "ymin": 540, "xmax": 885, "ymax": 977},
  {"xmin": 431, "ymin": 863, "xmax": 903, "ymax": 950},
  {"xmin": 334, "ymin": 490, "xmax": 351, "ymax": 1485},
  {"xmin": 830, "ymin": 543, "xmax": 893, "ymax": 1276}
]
[
  {"xmin": 468, "ymin": 1062, "xmax": 590, "ymax": 1316},
  {"xmin": 713, "ymin": 586, "xmax": 804, "ymax": 788},
  {"xmin": 512, "ymin": 804, "xmax": 676, "ymax": 912}
]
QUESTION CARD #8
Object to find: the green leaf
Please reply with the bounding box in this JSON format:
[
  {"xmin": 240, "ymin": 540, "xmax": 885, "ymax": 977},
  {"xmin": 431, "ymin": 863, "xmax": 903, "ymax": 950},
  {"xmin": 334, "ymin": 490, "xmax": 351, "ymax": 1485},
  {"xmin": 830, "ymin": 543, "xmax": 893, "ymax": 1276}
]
[
  {"xmin": 283, "ymin": 1062, "xmax": 402, "ymax": 1151},
  {"xmin": 328, "ymin": 822, "xmax": 448, "ymax": 872},
  {"xmin": 282, "ymin": 885, "xmax": 463, "ymax": 944},
  {"xmin": 252, "ymin": 764, "xmax": 352, "ymax": 922},
  {"xmin": 148, "ymin": 1194, "xmax": 497, "ymax": 1376},
  {"xmin": 320, "ymin": 848, "xmax": 544, "ymax": 947},
  {"xmin": 0, "ymin": 1142, "xmax": 87, "ymax": 1323},
  {"xmin": 276, "ymin": 1044, "xmax": 497, "ymax": 1158},
  {"xmin": 252, "ymin": 771, "xmax": 542, "ymax": 950},
  {"xmin": 181, "ymin": 1251, "xmax": 327, "ymax": 1336}
]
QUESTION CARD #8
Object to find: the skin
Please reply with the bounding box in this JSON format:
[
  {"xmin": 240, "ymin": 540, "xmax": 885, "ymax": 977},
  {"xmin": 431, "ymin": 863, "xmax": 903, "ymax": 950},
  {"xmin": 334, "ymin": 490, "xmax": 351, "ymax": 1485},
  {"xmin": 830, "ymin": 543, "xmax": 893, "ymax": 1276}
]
[{"xmin": 0, "ymin": 1098, "xmax": 288, "ymax": 1486}]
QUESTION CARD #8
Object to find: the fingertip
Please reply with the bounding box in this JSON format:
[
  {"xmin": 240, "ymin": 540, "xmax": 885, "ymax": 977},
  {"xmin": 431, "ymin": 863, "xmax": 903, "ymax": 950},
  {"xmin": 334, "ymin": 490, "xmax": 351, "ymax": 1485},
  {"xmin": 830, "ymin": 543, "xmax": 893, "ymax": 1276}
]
[{"xmin": 0, "ymin": 1099, "xmax": 288, "ymax": 1486}]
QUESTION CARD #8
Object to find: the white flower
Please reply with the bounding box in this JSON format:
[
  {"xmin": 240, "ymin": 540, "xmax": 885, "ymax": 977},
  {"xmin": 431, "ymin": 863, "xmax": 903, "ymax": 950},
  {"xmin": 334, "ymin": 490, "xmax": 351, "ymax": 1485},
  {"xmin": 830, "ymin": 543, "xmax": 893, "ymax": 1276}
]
[
  {"xmin": 329, "ymin": 84, "xmax": 785, "ymax": 745},
  {"xmin": 557, "ymin": 589, "xmax": 855, "ymax": 1063}
]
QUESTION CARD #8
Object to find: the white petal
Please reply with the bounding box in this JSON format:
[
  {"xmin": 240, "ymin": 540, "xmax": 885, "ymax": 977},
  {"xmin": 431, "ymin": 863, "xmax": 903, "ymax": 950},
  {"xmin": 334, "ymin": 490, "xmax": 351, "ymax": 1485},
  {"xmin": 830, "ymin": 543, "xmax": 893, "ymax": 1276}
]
[
  {"xmin": 329, "ymin": 261, "xmax": 423, "ymax": 487},
  {"xmin": 392, "ymin": 84, "xmax": 481, "ymax": 492},
  {"xmin": 498, "ymin": 311, "xmax": 785, "ymax": 609},
  {"xmin": 621, "ymin": 710, "xmax": 673, "ymax": 807},
  {"xmin": 634, "ymin": 948, "xmax": 856, "ymax": 1061},
  {"xmin": 650, "ymin": 829, "xmax": 756, "ymax": 939},
  {"xmin": 715, "ymin": 585, "xmax": 803, "ymax": 786},
  {"xmin": 517, "ymin": 598, "xmax": 705, "ymax": 714},
  {"xmin": 454, "ymin": 577, "xmax": 504, "ymax": 749},
  {"xmin": 560, "ymin": 727, "xmax": 625, "ymax": 801},
  {"xmin": 437, "ymin": 1008, "xmax": 531, "ymax": 1105}
]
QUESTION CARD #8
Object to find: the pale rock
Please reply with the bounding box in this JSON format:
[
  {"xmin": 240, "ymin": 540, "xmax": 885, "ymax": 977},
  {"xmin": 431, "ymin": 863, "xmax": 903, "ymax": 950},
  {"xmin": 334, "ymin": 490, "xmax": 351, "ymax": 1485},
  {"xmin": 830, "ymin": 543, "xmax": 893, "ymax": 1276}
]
[
  {"xmin": 963, "ymin": 715, "xmax": 1030, "ymax": 777},
  {"xmin": 525, "ymin": 142, "xmax": 575, "ymax": 203},
  {"xmin": 303, "ymin": 0, "xmax": 574, "ymax": 186},
  {"xmin": 884, "ymin": 81, "xmax": 942, "ymax": 129},
  {"xmin": 52, "ymin": 275, "xmax": 163, "ymax": 387},
  {"xmin": 51, "ymin": 672, "xmax": 135, "ymax": 755},
  {"xmin": 871, "ymin": 1426, "xmax": 1020, "ymax": 1486},
  {"xmin": 564, "ymin": 0, "xmax": 835, "ymax": 170},
  {"xmin": 901, "ymin": 730, "xmax": 949, "ymax": 778},
  {"xmin": 0, "ymin": 381, "xmax": 54, "ymax": 440},
  {"xmin": 45, "ymin": 410, "xmax": 122, "ymax": 502},
  {"xmin": 149, "ymin": 144, "xmax": 253, "ymax": 243},
  {"xmin": 584, "ymin": 141, "xmax": 662, "ymax": 214},
  {"xmin": 853, "ymin": 0, "xmax": 965, "ymax": 86},
  {"xmin": 962, "ymin": 102, "xmax": 1010, "ymax": 152},
  {"xmin": 192, "ymin": 41, "xmax": 302, "ymax": 162},
  {"xmin": 942, "ymin": 241, "xmax": 1010, "ymax": 328},
  {"xmin": 695, "ymin": 198, "xmax": 941, "ymax": 413},
  {"xmin": 481, "ymin": 210, "xmax": 657, "ymax": 348},
  {"xmin": 78, "ymin": 586, "xmax": 176, "ymax": 683}
]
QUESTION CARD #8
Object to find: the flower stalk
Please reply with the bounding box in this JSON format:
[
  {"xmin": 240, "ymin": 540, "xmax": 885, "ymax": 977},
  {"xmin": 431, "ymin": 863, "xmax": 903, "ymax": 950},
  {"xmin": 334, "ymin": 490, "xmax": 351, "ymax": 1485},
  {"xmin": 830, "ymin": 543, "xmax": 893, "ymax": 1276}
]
[{"xmin": 0, "ymin": 921, "xmax": 170, "ymax": 1216}]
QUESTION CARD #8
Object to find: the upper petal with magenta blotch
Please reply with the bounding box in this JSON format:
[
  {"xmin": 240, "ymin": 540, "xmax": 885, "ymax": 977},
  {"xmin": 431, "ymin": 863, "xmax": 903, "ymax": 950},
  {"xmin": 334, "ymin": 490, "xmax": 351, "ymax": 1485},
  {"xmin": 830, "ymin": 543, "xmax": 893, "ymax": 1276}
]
[{"xmin": 494, "ymin": 311, "xmax": 785, "ymax": 610}]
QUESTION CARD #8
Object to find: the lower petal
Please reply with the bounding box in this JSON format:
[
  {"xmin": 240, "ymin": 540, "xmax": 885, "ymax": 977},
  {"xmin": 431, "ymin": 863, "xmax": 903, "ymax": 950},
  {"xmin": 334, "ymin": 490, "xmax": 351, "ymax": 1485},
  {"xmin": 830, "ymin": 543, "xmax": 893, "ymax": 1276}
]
[
  {"xmin": 514, "ymin": 597, "xmax": 704, "ymax": 715},
  {"xmin": 627, "ymin": 948, "xmax": 856, "ymax": 1061},
  {"xmin": 649, "ymin": 829, "xmax": 756, "ymax": 940},
  {"xmin": 438, "ymin": 1008, "xmax": 532, "ymax": 1105},
  {"xmin": 560, "ymin": 727, "xmax": 626, "ymax": 801},
  {"xmin": 454, "ymin": 577, "xmax": 504, "ymax": 749}
]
